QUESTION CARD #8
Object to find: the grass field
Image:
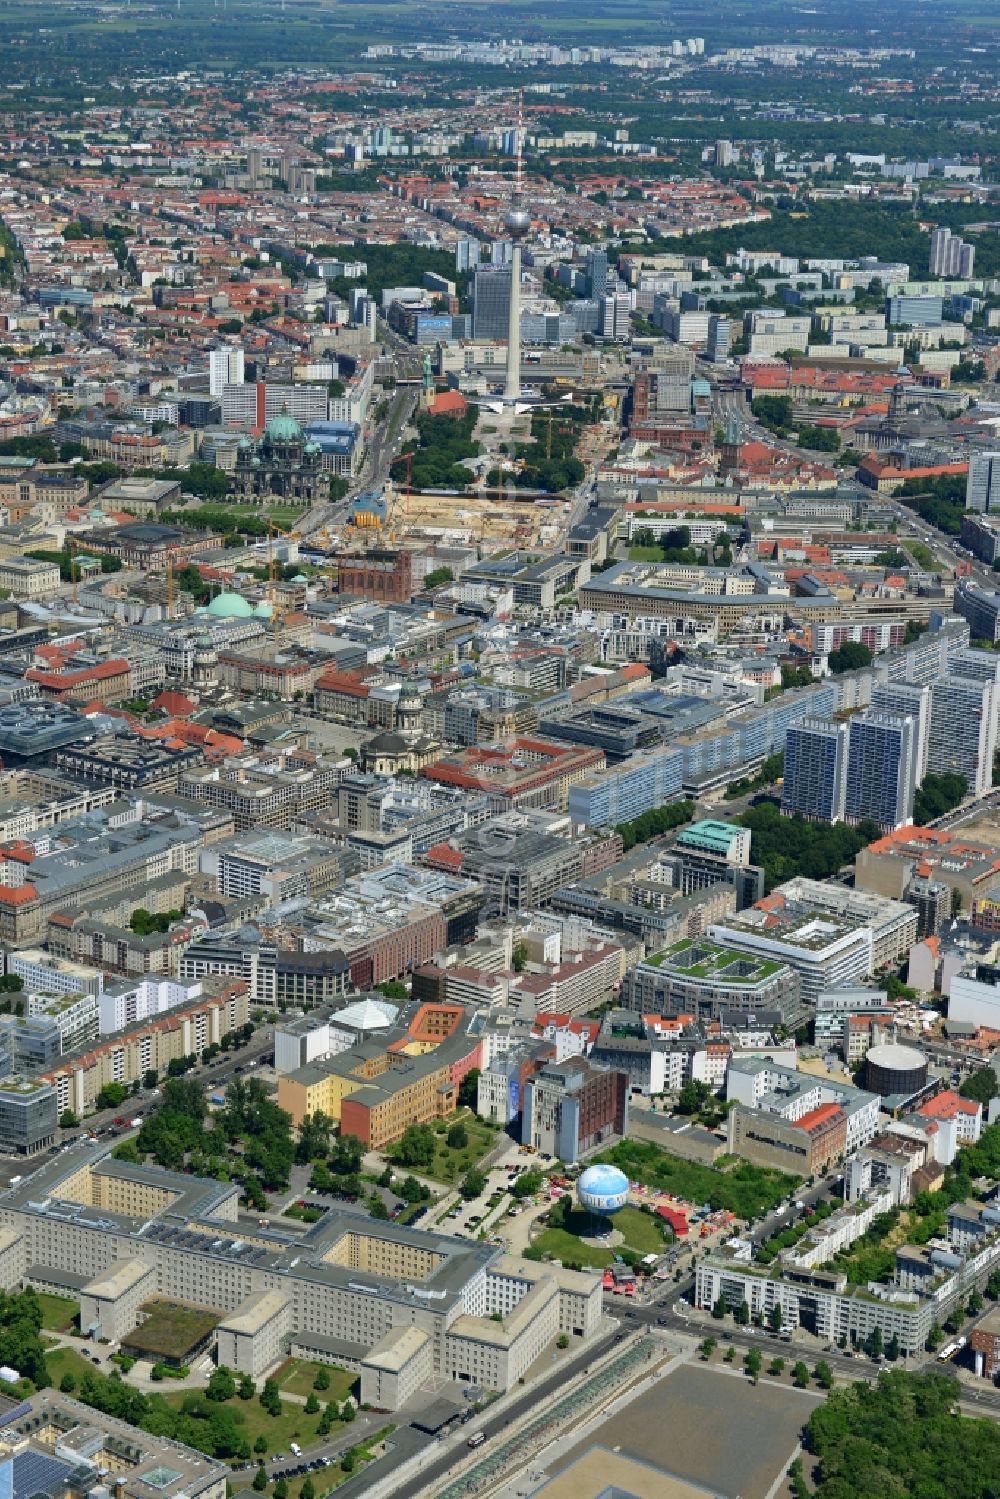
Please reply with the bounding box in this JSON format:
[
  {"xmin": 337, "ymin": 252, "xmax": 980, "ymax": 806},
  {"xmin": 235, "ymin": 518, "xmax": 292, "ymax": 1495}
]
[
  {"xmin": 161, "ymin": 1388, "xmax": 336, "ymax": 1455},
  {"xmin": 274, "ymin": 1359, "xmax": 356, "ymax": 1402},
  {"xmin": 531, "ymin": 1204, "xmax": 668, "ymax": 1269},
  {"xmin": 44, "ymin": 1345, "xmax": 98, "ymax": 1390},
  {"xmin": 628, "ymin": 545, "xmax": 664, "ymax": 561},
  {"xmin": 36, "ymin": 1293, "xmax": 80, "ymax": 1333}
]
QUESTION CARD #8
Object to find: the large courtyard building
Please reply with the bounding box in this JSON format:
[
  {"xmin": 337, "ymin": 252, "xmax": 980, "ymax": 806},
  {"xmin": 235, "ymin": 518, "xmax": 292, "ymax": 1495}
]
[{"xmin": 0, "ymin": 1145, "xmax": 602, "ymax": 1397}]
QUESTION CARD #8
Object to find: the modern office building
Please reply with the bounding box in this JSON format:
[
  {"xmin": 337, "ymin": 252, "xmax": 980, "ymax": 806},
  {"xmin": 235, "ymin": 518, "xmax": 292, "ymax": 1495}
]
[
  {"xmin": 887, "ymin": 294, "xmax": 945, "ymax": 326},
  {"xmin": 0, "ymin": 1077, "xmax": 57, "ymax": 1154},
  {"xmin": 623, "ymin": 937, "xmax": 803, "ymax": 1027},
  {"xmin": 967, "ymin": 453, "xmax": 1000, "ymax": 516},
  {"xmin": 472, "ymin": 266, "xmax": 511, "ymax": 341},
  {"xmin": 520, "ymin": 1057, "xmax": 628, "ymax": 1163},
  {"xmin": 706, "ymin": 313, "xmax": 731, "ymax": 363},
  {"xmin": 782, "ymin": 719, "xmax": 848, "ymax": 823},
  {"xmin": 845, "ymin": 712, "xmax": 916, "ymax": 832}
]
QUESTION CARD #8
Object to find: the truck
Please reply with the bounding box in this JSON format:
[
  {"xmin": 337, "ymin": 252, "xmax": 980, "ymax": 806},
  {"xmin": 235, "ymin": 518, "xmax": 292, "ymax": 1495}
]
[{"xmin": 290, "ymin": 1443, "xmax": 301, "ymax": 1457}]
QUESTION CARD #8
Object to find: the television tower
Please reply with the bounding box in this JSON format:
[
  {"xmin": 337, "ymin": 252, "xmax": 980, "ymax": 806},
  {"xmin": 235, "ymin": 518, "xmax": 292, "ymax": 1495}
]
[{"xmin": 503, "ymin": 94, "xmax": 529, "ymax": 403}]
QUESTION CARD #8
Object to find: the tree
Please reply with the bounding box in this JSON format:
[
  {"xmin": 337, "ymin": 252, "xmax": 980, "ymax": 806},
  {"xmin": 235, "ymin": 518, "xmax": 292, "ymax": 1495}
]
[
  {"xmin": 460, "ymin": 1168, "xmax": 487, "ymax": 1200},
  {"xmin": 913, "ymin": 771, "xmax": 966, "ymax": 825},
  {"xmin": 59, "ymin": 1110, "xmax": 78, "ymax": 1129},
  {"xmin": 305, "ymin": 1392, "xmax": 320, "ymax": 1414},
  {"xmin": 792, "ymin": 1361, "xmax": 810, "ymax": 1388},
  {"xmin": 314, "ymin": 1367, "xmax": 330, "ymax": 1391},
  {"xmin": 447, "ymin": 1121, "xmax": 468, "ymax": 1150},
  {"xmin": 768, "ymin": 1357, "xmax": 785, "ymax": 1377},
  {"xmin": 828, "ymin": 641, "xmax": 873, "ymax": 673},
  {"xmin": 712, "ymin": 1296, "xmax": 727, "ymax": 1320},
  {"xmin": 274, "ymin": 1479, "xmax": 288, "ymax": 1499},
  {"xmin": 960, "ymin": 1068, "xmax": 998, "ymax": 1107},
  {"xmin": 735, "ymin": 1300, "xmax": 750, "ymax": 1326},
  {"xmin": 253, "ymin": 1435, "xmax": 268, "ymax": 1455},
  {"xmin": 376, "ymin": 980, "xmax": 408, "ymax": 999},
  {"xmin": 512, "ymin": 941, "xmax": 529, "ymax": 973},
  {"xmin": 458, "ymin": 1068, "xmax": 480, "ymax": 1109},
  {"xmin": 260, "ymin": 1378, "xmax": 281, "ymax": 1417},
  {"xmin": 814, "ymin": 1360, "xmax": 834, "ymax": 1389},
  {"xmin": 699, "ymin": 1337, "xmax": 717, "ymax": 1359},
  {"xmin": 143, "ymin": 1069, "xmax": 158, "ymax": 1091},
  {"xmin": 340, "ymin": 1401, "xmax": 355, "ymax": 1423},
  {"xmin": 745, "ymin": 1347, "xmax": 762, "ymax": 1384},
  {"xmin": 368, "ymin": 1194, "xmax": 389, "ymax": 1220},
  {"xmin": 96, "ymin": 1081, "xmax": 128, "ymax": 1110},
  {"xmin": 424, "ymin": 566, "xmax": 454, "ymax": 590},
  {"xmin": 300, "ymin": 1480, "xmax": 314, "ymax": 1499},
  {"xmin": 887, "ymin": 1333, "xmax": 900, "ymax": 1361},
  {"xmin": 870, "ymin": 1325, "xmax": 884, "ymax": 1359},
  {"xmin": 926, "ymin": 1321, "xmax": 943, "ymax": 1351},
  {"xmin": 60, "ymin": 1372, "xmax": 76, "ymax": 1393},
  {"xmin": 768, "ymin": 1303, "xmax": 783, "ymax": 1334},
  {"xmin": 340, "ymin": 1454, "xmax": 355, "ymax": 1474},
  {"xmin": 556, "ymin": 1333, "xmax": 569, "ymax": 1349},
  {"xmin": 206, "ymin": 1366, "xmax": 237, "ymax": 1402},
  {"xmin": 394, "ymin": 1123, "xmax": 436, "ymax": 1170},
  {"xmin": 252, "ymin": 1467, "xmax": 267, "ymax": 1492},
  {"xmin": 512, "ymin": 1169, "xmax": 543, "ymax": 1199}
]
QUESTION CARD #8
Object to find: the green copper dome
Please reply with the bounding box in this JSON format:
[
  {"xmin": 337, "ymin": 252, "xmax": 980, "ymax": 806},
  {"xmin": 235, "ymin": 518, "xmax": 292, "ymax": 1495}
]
[
  {"xmin": 205, "ymin": 590, "xmax": 254, "ymax": 618},
  {"xmin": 265, "ymin": 411, "xmax": 302, "ymax": 442}
]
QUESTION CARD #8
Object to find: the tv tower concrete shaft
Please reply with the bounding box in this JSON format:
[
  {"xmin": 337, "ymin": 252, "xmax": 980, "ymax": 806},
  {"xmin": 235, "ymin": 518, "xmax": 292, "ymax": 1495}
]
[{"xmin": 503, "ymin": 94, "xmax": 529, "ymax": 403}]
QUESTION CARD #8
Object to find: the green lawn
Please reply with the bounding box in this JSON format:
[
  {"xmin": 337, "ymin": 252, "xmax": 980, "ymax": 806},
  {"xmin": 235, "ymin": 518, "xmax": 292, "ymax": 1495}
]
[
  {"xmin": 274, "ymin": 1359, "xmax": 356, "ymax": 1402},
  {"xmin": 161, "ymin": 1388, "xmax": 339, "ymax": 1455},
  {"xmin": 628, "ymin": 545, "xmax": 665, "ymax": 561},
  {"xmin": 531, "ymin": 1204, "xmax": 667, "ymax": 1270},
  {"xmin": 531, "ymin": 1227, "xmax": 614, "ymax": 1270},
  {"xmin": 36, "ymin": 1293, "xmax": 80, "ymax": 1332},
  {"xmin": 45, "ymin": 1345, "xmax": 98, "ymax": 1390},
  {"xmin": 612, "ymin": 1206, "xmax": 668, "ymax": 1255}
]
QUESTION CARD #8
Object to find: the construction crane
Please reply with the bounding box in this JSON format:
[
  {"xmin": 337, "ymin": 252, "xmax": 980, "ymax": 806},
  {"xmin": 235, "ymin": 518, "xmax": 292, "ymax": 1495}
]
[
  {"xmin": 165, "ymin": 555, "xmax": 174, "ymax": 617},
  {"xmin": 68, "ymin": 538, "xmax": 77, "ymax": 607}
]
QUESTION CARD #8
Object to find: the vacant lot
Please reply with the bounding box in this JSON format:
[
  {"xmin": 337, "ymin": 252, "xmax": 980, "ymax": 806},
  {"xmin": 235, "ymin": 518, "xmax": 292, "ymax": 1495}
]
[
  {"xmin": 597, "ymin": 1140, "xmax": 797, "ymax": 1220},
  {"xmin": 549, "ymin": 1362, "xmax": 822, "ymax": 1499}
]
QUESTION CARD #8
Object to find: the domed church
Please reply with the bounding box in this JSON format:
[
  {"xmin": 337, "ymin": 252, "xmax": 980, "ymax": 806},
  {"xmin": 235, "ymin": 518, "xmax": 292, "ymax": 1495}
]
[{"xmin": 231, "ymin": 407, "xmax": 326, "ymax": 503}]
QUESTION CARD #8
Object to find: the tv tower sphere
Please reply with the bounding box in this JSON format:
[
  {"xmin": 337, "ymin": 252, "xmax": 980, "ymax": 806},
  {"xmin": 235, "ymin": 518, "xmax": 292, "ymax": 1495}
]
[{"xmin": 506, "ymin": 202, "xmax": 531, "ymax": 238}]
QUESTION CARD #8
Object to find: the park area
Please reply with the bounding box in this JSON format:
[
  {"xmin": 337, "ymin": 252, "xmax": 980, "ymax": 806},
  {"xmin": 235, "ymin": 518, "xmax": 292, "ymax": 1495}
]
[
  {"xmin": 596, "ymin": 1139, "xmax": 798, "ymax": 1221},
  {"xmin": 387, "ymin": 1111, "xmax": 496, "ymax": 1185}
]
